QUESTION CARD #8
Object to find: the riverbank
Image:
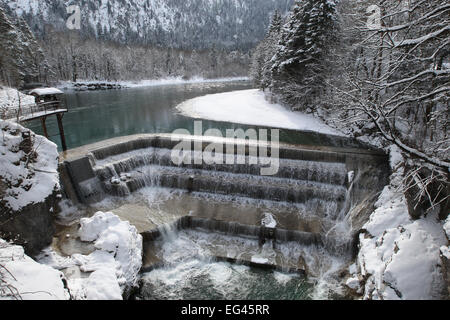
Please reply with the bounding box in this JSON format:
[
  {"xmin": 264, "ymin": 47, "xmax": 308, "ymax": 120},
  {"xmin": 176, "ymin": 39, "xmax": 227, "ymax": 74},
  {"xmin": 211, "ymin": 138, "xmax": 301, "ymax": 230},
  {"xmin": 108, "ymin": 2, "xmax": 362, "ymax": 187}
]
[
  {"xmin": 57, "ymin": 77, "xmax": 250, "ymax": 91},
  {"xmin": 176, "ymin": 89, "xmax": 345, "ymax": 136}
]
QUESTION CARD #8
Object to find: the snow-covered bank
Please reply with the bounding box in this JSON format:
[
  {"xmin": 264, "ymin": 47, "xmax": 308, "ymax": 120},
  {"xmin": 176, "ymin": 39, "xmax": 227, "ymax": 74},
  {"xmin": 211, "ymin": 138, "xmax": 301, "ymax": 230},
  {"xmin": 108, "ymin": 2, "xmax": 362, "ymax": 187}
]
[
  {"xmin": 58, "ymin": 77, "xmax": 249, "ymax": 90},
  {"xmin": 0, "ymin": 239, "xmax": 68, "ymax": 300},
  {"xmin": 346, "ymin": 146, "xmax": 448, "ymax": 299},
  {"xmin": 176, "ymin": 89, "xmax": 345, "ymax": 136},
  {"xmin": 38, "ymin": 212, "xmax": 143, "ymax": 300}
]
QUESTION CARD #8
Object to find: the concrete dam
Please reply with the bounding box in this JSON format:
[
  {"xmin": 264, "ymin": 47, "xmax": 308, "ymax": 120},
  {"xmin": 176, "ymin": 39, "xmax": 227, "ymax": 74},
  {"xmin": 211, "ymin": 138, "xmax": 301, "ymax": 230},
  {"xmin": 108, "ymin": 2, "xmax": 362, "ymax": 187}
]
[{"xmin": 58, "ymin": 133, "xmax": 390, "ymax": 295}]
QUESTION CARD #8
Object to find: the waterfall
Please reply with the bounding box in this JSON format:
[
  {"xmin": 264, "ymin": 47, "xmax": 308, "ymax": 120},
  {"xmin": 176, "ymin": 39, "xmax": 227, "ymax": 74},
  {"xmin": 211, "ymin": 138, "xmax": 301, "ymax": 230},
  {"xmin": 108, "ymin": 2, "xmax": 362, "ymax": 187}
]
[{"xmin": 60, "ymin": 134, "xmax": 389, "ymax": 299}]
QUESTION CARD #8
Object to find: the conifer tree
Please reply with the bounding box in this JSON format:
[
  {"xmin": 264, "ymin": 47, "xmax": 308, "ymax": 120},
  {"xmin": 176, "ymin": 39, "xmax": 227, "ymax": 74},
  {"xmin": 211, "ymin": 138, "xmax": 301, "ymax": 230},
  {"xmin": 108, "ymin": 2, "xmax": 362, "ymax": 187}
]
[{"xmin": 270, "ymin": 0, "xmax": 339, "ymax": 108}]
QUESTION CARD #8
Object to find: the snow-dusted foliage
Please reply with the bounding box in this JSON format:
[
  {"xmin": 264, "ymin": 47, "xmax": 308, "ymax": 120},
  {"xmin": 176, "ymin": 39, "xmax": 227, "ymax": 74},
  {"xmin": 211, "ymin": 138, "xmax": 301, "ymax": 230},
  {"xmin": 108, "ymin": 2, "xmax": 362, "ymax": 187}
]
[
  {"xmin": 0, "ymin": 239, "xmax": 68, "ymax": 300},
  {"xmin": 250, "ymin": 10, "xmax": 283, "ymax": 90}
]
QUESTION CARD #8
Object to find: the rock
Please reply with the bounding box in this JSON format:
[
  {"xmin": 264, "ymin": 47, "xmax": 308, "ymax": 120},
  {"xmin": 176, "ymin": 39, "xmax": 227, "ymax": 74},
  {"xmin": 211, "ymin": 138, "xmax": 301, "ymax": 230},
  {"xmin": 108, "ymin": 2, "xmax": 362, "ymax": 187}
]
[
  {"xmin": 0, "ymin": 120, "xmax": 60, "ymax": 257},
  {"xmin": 440, "ymin": 247, "xmax": 450, "ymax": 297},
  {"xmin": 0, "ymin": 190, "xmax": 58, "ymax": 257}
]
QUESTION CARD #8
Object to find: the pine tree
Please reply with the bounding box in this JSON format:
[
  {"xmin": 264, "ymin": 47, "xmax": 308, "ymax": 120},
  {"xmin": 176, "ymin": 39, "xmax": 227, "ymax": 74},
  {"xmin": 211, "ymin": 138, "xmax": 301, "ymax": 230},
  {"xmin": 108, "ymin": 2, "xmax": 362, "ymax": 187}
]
[
  {"xmin": 270, "ymin": 0, "xmax": 339, "ymax": 109},
  {"xmin": 0, "ymin": 7, "xmax": 26, "ymax": 86},
  {"xmin": 0, "ymin": 8, "xmax": 50, "ymax": 87},
  {"xmin": 15, "ymin": 18, "xmax": 50, "ymax": 83},
  {"xmin": 250, "ymin": 10, "xmax": 284, "ymax": 89},
  {"xmin": 261, "ymin": 10, "xmax": 283, "ymax": 90}
]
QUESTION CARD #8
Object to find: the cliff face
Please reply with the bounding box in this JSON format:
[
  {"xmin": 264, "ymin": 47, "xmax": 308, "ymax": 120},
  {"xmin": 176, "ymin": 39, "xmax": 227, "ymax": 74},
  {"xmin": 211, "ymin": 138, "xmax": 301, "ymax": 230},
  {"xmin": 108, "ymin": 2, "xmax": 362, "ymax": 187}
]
[{"xmin": 0, "ymin": 110, "xmax": 60, "ymax": 256}]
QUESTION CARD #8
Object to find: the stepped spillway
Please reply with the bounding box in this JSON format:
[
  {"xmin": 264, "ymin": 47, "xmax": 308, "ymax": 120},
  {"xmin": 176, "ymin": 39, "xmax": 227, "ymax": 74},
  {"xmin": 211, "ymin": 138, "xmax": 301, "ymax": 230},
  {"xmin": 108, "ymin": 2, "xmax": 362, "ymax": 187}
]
[{"xmin": 59, "ymin": 133, "xmax": 389, "ymax": 282}]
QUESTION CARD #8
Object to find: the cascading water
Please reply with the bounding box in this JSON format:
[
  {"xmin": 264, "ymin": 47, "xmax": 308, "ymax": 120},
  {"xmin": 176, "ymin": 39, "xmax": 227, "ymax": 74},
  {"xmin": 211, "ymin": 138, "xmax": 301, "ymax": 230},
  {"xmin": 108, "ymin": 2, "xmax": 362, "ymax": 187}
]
[{"xmin": 59, "ymin": 134, "xmax": 389, "ymax": 299}]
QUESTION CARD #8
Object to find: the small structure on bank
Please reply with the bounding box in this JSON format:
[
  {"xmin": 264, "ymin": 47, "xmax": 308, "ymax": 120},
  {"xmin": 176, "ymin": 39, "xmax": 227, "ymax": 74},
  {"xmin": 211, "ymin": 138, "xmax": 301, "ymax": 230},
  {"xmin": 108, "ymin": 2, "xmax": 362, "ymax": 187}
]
[{"xmin": 20, "ymin": 87, "xmax": 68, "ymax": 151}]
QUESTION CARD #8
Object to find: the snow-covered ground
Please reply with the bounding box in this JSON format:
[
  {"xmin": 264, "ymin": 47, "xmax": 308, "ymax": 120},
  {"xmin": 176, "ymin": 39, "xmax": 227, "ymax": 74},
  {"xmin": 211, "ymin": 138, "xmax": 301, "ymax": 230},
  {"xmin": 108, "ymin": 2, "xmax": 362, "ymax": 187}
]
[
  {"xmin": 37, "ymin": 212, "xmax": 143, "ymax": 300},
  {"xmin": 346, "ymin": 146, "xmax": 448, "ymax": 299},
  {"xmin": 0, "ymin": 239, "xmax": 68, "ymax": 300},
  {"xmin": 0, "ymin": 119, "xmax": 59, "ymax": 212},
  {"xmin": 58, "ymin": 76, "xmax": 249, "ymax": 90},
  {"xmin": 176, "ymin": 89, "xmax": 345, "ymax": 136}
]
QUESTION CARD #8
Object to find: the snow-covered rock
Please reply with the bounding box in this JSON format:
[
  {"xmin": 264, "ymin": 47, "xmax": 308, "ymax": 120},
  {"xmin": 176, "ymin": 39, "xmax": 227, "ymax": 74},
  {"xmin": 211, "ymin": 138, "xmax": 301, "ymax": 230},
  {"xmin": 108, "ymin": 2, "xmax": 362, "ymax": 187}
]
[
  {"xmin": 261, "ymin": 212, "xmax": 277, "ymax": 228},
  {"xmin": 0, "ymin": 239, "xmax": 68, "ymax": 300},
  {"xmin": 356, "ymin": 149, "xmax": 448, "ymax": 300},
  {"xmin": 78, "ymin": 211, "xmax": 142, "ymax": 289},
  {"xmin": 345, "ymin": 276, "xmax": 361, "ymax": 291},
  {"xmin": 38, "ymin": 212, "xmax": 143, "ymax": 300},
  {"xmin": 0, "ymin": 119, "xmax": 60, "ymax": 255},
  {"xmin": 0, "ymin": 119, "xmax": 59, "ymax": 212}
]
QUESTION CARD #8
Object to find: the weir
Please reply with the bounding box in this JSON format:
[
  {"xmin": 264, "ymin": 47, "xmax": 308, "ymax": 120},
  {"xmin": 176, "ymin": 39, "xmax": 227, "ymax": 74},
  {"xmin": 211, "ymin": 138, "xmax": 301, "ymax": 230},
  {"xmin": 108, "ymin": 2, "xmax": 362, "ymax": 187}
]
[{"xmin": 58, "ymin": 133, "xmax": 389, "ymax": 276}]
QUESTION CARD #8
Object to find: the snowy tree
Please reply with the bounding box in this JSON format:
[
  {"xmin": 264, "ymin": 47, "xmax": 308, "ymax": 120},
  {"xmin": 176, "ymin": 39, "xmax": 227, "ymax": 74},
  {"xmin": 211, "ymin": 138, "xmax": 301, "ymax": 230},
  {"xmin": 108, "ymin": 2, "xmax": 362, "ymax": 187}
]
[
  {"xmin": 270, "ymin": 0, "xmax": 340, "ymax": 109},
  {"xmin": 0, "ymin": 8, "xmax": 50, "ymax": 86},
  {"xmin": 331, "ymin": 0, "xmax": 449, "ymax": 218},
  {"xmin": 0, "ymin": 7, "xmax": 26, "ymax": 86}
]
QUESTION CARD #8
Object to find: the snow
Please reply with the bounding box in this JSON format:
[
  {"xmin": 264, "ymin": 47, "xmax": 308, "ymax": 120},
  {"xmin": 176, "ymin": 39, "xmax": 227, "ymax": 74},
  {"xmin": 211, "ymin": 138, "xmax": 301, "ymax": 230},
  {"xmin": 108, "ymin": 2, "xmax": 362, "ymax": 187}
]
[
  {"xmin": 444, "ymin": 216, "xmax": 450, "ymax": 239},
  {"xmin": 356, "ymin": 155, "xmax": 448, "ymax": 300},
  {"xmin": 58, "ymin": 77, "xmax": 249, "ymax": 90},
  {"xmin": 345, "ymin": 276, "xmax": 360, "ymax": 291},
  {"xmin": 261, "ymin": 212, "xmax": 277, "ymax": 228},
  {"xmin": 441, "ymin": 216, "xmax": 450, "ymax": 259},
  {"xmin": 176, "ymin": 89, "xmax": 345, "ymax": 135},
  {"xmin": 0, "ymin": 239, "xmax": 68, "ymax": 300},
  {"xmin": 251, "ymin": 256, "xmax": 269, "ymax": 264},
  {"xmin": 441, "ymin": 246, "xmax": 450, "ymax": 260},
  {"xmin": 37, "ymin": 212, "xmax": 143, "ymax": 300},
  {"xmin": 85, "ymin": 269, "xmax": 123, "ymax": 300},
  {"xmin": 0, "ymin": 119, "xmax": 60, "ymax": 212},
  {"xmin": 125, "ymin": 76, "xmax": 249, "ymax": 88},
  {"xmin": 19, "ymin": 109, "xmax": 67, "ymax": 121},
  {"xmin": 79, "ymin": 211, "xmax": 143, "ymax": 288},
  {"xmin": 29, "ymin": 88, "xmax": 64, "ymax": 96}
]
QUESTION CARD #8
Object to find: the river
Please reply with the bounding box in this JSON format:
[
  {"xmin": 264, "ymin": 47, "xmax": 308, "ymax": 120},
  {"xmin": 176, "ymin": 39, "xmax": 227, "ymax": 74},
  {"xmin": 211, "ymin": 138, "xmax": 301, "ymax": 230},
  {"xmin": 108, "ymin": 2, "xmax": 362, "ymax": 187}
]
[
  {"xmin": 25, "ymin": 80, "xmax": 363, "ymax": 151},
  {"xmin": 32, "ymin": 80, "xmax": 378, "ymax": 300}
]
